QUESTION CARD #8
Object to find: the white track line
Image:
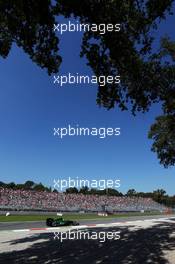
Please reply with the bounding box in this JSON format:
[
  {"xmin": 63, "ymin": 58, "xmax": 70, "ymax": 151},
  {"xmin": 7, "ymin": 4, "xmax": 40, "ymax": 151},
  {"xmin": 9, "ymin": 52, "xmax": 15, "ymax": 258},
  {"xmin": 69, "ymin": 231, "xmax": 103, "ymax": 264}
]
[
  {"xmin": 13, "ymin": 229, "xmax": 30, "ymax": 232},
  {"xmin": 4, "ymin": 216, "xmax": 174, "ymax": 233}
]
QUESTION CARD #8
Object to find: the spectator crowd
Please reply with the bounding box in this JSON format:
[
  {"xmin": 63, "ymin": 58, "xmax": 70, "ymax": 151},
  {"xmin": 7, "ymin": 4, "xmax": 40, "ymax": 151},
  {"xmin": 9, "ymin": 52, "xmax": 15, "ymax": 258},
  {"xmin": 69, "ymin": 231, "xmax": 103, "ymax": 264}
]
[{"xmin": 0, "ymin": 187, "xmax": 166, "ymax": 212}]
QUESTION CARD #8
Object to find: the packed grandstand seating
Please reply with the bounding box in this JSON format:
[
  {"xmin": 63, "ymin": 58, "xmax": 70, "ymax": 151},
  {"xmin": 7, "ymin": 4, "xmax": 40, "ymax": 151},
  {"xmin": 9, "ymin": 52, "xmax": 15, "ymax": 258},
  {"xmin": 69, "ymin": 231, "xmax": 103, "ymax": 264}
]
[{"xmin": 0, "ymin": 188, "xmax": 167, "ymax": 212}]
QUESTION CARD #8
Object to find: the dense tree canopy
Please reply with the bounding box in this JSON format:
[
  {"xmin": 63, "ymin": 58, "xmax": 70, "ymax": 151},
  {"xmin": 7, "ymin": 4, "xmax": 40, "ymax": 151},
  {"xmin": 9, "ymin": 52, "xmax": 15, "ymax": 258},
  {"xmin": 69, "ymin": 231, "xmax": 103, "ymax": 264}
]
[
  {"xmin": 0, "ymin": 0, "xmax": 61, "ymax": 74},
  {"xmin": 0, "ymin": 0, "xmax": 175, "ymax": 167},
  {"xmin": 148, "ymin": 115, "xmax": 175, "ymax": 167}
]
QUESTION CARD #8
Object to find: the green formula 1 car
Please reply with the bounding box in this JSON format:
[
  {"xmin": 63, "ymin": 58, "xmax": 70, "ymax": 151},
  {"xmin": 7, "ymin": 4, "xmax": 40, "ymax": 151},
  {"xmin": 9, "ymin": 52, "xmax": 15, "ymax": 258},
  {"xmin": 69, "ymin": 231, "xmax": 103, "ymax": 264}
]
[{"xmin": 46, "ymin": 217, "xmax": 79, "ymax": 227}]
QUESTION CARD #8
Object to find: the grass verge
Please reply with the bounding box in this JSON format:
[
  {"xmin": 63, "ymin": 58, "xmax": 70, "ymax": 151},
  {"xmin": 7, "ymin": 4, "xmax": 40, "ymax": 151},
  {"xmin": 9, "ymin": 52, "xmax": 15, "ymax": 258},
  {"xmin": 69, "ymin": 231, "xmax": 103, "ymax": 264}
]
[{"xmin": 0, "ymin": 212, "xmax": 165, "ymax": 222}]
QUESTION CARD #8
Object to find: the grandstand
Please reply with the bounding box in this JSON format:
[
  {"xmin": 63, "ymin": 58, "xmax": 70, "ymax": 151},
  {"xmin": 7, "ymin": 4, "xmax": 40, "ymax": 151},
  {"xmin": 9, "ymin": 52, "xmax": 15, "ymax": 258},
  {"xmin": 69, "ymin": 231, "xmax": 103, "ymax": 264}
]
[{"xmin": 0, "ymin": 188, "xmax": 167, "ymax": 212}]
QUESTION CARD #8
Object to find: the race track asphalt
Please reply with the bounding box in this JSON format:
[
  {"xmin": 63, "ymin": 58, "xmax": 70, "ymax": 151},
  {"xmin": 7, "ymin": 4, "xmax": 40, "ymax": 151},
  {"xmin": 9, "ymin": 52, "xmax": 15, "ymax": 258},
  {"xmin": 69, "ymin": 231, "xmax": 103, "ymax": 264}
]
[{"xmin": 0, "ymin": 214, "xmax": 174, "ymax": 231}]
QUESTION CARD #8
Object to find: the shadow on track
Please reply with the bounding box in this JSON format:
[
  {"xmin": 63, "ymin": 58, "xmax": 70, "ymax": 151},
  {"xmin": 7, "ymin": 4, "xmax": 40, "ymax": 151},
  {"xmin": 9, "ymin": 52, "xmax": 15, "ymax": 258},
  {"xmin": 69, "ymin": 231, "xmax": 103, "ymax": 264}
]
[{"xmin": 0, "ymin": 221, "xmax": 175, "ymax": 264}]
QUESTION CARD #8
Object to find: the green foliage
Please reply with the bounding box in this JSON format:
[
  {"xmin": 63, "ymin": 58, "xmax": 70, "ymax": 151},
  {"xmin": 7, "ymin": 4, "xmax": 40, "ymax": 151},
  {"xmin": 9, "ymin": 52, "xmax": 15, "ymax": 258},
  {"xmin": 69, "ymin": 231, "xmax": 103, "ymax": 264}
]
[
  {"xmin": 24, "ymin": 181, "xmax": 35, "ymax": 189},
  {"xmin": 79, "ymin": 186, "xmax": 89, "ymax": 194},
  {"xmin": 33, "ymin": 182, "xmax": 46, "ymax": 191},
  {"xmin": 153, "ymin": 189, "xmax": 166, "ymax": 203},
  {"xmin": 53, "ymin": 189, "xmax": 58, "ymax": 193},
  {"xmin": 57, "ymin": 0, "xmax": 174, "ymax": 112},
  {"xmin": 65, "ymin": 187, "xmax": 79, "ymax": 194},
  {"xmin": 0, "ymin": 0, "xmax": 62, "ymax": 75},
  {"xmin": 0, "ymin": 180, "xmax": 52, "ymax": 192},
  {"xmin": 149, "ymin": 115, "xmax": 175, "ymax": 167},
  {"xmin": 127, "ymin": 189, "xmax": 137, "ymax": 197}
]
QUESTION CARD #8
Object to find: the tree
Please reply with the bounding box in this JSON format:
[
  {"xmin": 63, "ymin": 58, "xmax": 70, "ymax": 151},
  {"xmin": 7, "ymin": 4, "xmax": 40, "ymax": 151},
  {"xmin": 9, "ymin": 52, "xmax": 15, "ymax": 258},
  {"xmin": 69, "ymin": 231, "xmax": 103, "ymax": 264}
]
[
  {"xmin": 57, "ymin": 1, "xmax": 174, "ymax": 108},
  {"xmin": 24, "ymin": 180, "xmax": 35, "ymax": 190},
  {"xmin": 52, "ymin": 189, "xmax": 58, "ymax": 193},
  {"xmin": 88, "ymin": 188, "xmax": 99, "ymax": 195},
  {"xmin": 79, "ymin": 186, "xmax": 89, "ymax": 194},
  {"xmin": 0, "ymin": 181, "xmax": 5, "ymax": 187},
  {"xmin": 33, "ymin": 183, "xmax": 46, "ymax": 191},
  {"xmin": 65, "ymin": 187, "xmax": 79, "ymax": 194},
  {"xmin": 105, "ymin": 188, "xmax": 123, "ymax": 196},
  {"xmin": 7, "ymin": 182, "xmax": 16, "ymax": 189},
  {"xmin": 0, "ymin": 0, "xmax": 61, "ymax": 75},
  {"xmin": 153, "ymin": 189, "xmax": 166, "ymax": 203},
  {"xmin": 148, "ymin": 115, "xmax": 175, "ymax": 167},
  {"xmin": 16, "ymin": 184, "xmax": 25, "ymax": 189},
  {"xmin": 127, "ymin": 189, "xmax": 137, "ymax": 197},
  {"xmin": 1, "ymin": 0, "xmax": 175, "ymax": 166}
]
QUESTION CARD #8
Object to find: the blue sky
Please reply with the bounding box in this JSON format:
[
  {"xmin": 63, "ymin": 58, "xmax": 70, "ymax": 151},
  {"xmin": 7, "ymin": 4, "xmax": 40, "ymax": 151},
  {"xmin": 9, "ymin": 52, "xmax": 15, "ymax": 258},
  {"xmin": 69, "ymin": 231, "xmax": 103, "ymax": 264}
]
[{"xmin": 0, "ymin": 14, "xmax": 175, "ymax": 195}]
